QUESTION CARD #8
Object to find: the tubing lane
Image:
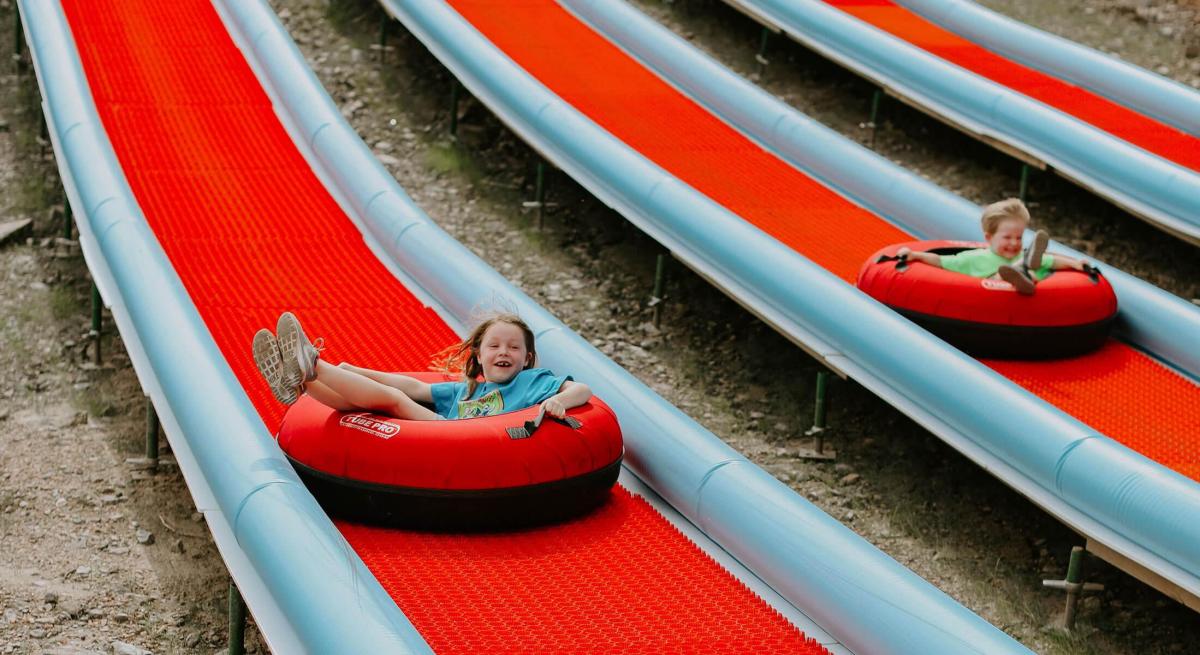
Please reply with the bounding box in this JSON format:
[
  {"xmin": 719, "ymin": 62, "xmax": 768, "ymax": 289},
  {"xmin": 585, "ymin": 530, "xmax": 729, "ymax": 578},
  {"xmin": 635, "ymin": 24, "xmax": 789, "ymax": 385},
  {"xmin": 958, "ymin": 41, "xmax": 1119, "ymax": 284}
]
[
  {"xmin": 382, "ymin": 0, "xmax": 1200, "ymax": 597},
  {"xmin": 231, "ymin": 0, "xmax": 1034, "ymax": 651},
  {"xmin": 19, "ymin": 0, "xmax": 432, "ymax": 652},
  {"xmin": 725, "ymin": 0, "xmax": 1200, "ymax": 244}
]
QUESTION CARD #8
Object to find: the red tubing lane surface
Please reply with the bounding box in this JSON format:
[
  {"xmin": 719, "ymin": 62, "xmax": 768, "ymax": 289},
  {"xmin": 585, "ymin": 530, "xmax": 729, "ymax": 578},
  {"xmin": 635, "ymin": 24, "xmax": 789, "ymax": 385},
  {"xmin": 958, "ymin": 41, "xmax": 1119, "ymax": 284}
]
[
  {"xmin": 446, "ymin": 0, "xmax": 1200, "ymax": 482},
  {"xmin": 61, "ymin": 0, "xmax": 829, "ymax": 652},
  {"xmin": 824, "ymin": 0, "xmax": 1200, "ymax": 173}
]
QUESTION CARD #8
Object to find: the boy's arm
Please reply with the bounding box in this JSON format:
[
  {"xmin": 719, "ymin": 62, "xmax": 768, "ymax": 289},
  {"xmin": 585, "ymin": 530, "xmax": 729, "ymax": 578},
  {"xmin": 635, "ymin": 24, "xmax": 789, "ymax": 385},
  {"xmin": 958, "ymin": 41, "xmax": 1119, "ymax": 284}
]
[
  {"xmin": 336, "ymin": 363, "xmax": 433, "ymax": 403},
  {"xmin": 541, "ymin": 380, "xmax": 592, "ymax": 418},
  {"xmin": 896, "ymin": 247, "xmax": 943, "ymax": 268}
]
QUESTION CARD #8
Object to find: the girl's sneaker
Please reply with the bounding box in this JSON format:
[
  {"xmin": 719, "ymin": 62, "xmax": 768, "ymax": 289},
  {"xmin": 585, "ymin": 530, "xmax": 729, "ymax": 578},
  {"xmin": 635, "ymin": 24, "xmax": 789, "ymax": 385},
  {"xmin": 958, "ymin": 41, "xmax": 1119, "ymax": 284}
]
[
  {"xmin": 251, "ymin": 329, "xmax": 298, "ymax": 405},
  {"xmin": 276, "ymin": 312, "xmax": 321, "ymax": 387}
]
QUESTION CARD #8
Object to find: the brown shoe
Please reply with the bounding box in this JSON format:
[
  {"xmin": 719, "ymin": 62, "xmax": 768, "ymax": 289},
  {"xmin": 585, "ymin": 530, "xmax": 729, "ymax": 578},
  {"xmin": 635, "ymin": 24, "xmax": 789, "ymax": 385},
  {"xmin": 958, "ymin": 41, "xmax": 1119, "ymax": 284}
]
[
  {"xmin": 998, "ymin": 264, "xmax": 1036, "ymax": 295},
  {"xmin": 1023, "ymin": 229, "xmax": 1049, "ymax": 276}
]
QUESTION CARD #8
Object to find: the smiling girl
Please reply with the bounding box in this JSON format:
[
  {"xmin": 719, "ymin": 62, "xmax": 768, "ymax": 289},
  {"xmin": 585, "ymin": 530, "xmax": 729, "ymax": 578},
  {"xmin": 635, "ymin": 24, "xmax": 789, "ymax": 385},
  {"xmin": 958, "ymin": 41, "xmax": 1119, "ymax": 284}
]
[{"xmin": 252, "ymin": 312, "xmax": 590, "ymax": 421}]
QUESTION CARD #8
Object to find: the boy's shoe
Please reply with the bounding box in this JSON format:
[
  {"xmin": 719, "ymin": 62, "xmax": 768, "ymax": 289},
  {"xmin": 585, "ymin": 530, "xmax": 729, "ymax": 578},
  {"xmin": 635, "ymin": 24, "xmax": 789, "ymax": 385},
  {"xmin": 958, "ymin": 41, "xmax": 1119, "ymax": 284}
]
[
  {"xmin": 251, "ymin": 329, "xmax": 298, "ymax": 405},
  {"xmin": 276, "ymin": 311, "xmax": 320, "ymax": 386},
  {"xmin": 998, "ymin": 265, "xmax": 1036, "ymax": 295},
  {"xmin": 1023, "ymin": 229, "xmax": 1049, "ymax": 276}
]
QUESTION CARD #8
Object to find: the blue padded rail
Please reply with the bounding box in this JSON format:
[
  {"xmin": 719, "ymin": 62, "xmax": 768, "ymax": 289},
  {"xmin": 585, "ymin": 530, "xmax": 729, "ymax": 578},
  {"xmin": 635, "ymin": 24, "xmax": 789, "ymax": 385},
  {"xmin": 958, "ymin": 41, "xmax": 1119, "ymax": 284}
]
[{"xmin": 894, "ymin": 0, "xmax": 1200, "ymax": 137}]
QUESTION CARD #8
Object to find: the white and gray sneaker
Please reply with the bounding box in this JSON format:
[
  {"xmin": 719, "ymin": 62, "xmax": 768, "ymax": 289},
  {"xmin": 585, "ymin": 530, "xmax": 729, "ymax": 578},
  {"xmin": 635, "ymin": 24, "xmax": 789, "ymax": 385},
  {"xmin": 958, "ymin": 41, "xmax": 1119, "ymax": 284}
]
[
  {"xmin": 1023, "ymin": 229, "xmax": 1049, "ymax": 276},
  {"xmin": 276, "ymin": 311, "xmax": 321, "ymax": 387},
  {"xmin": 251, "ymin": 328, "xmax": 298, "ymax": 405}
]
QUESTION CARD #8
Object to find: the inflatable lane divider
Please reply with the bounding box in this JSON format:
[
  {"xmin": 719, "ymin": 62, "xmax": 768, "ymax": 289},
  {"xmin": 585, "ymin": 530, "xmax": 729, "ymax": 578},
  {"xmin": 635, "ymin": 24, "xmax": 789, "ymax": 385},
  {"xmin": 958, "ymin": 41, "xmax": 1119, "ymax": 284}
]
[
  {"xmin": 17, "ymin": 1, "xmax": 433, "ymax": 652},
  {"xmin": 561, "ymin": 0, "xmax": 1200, "ymax": 608},
  {"xmin": 378, "ymin": 0, "xmax": 1200, "ymax": 612},
  {"xmin": 891, "ymin": 0, "xmax": 1200, "ymax": 139},
  {"xmin": 719, "ymin": 0, "xmax": 1200, "ymax": 246}
]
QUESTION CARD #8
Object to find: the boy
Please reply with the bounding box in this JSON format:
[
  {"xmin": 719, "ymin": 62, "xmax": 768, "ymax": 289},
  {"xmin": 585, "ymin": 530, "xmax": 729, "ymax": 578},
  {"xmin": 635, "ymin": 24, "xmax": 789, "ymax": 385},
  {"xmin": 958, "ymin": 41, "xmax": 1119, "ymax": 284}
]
[{"xmin": 898, "ymin": 198, "xmax": 1087, "ymax": 295}]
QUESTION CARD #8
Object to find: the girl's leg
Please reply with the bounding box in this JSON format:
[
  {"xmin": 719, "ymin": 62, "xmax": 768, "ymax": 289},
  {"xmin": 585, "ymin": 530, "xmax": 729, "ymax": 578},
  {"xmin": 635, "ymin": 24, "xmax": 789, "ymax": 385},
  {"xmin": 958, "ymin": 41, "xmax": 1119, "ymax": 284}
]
[
  {"xmin": 302, "ymin": 378, "xmax": 356, "ymax": 412},
  {"xmin": 310, "ymin": 360, "xmax": 440, "ymax": 420}
]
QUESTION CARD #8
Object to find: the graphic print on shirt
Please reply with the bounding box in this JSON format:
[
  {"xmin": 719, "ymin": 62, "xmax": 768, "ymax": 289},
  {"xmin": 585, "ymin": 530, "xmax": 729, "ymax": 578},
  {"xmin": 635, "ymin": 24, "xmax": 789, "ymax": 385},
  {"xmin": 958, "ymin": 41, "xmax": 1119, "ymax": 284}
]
[{"xmin": 457, "ymin": 388, "xmax": 504, "ymax": 418}]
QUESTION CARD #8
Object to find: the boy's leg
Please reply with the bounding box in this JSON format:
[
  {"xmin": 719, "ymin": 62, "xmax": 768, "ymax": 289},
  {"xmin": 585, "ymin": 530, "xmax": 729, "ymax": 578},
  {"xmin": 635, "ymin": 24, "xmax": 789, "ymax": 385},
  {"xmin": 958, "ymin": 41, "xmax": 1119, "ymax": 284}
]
[
  {"xmin": 1023, "ymin": 230, "xmax": 1049, "ymax": 276},
  {"xmin": 311, "ymin": 359, "xmax": 440, "ymax": 420},
  {"xmin": 998, "ymin": 264, "xmax": 1036, "ymax": 295}
]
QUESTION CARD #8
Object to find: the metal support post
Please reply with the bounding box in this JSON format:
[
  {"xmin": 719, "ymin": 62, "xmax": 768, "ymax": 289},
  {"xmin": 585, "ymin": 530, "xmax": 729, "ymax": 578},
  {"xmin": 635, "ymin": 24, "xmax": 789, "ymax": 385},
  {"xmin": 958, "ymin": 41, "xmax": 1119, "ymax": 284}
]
[
  {"xmin": 378, "ymin": 14, "xmax": 389, "ymax": 62},
  {"xmin": 90, "ymin": 283, "xmax": 102, "ymax": 365},
  {"xmin": 1018, "ymin": 163, "xmax": 1031, "ymax": 202},
  {"xmin": 754, "ymin": 27, "xmax": 771, "ymax": 75},
  {"xmin": 127, "ymin": 398, "xmax": 163, "ymax": 470},
  {"xmin": 522, "ymin": 160, "xmax": 548, "ymax": 229},
  {"xmin": 868, "ymin": 89, "xmax": 883, "ymax": 148},
  {"xmin": 228, "ymin": 581, "xmax": 246, "ymax": 655},
  {"xmin": 62, "ymin": 199, "xmax": 73, "ymax": 239},
  {"xmin": 1042, "ymin": 545, "xmax": 1104, "ymax": 630},
  {"xmin": 649, "ymin": 252, "xmax": 667, "ymax": 327},
  {"xmin": 14, "ymin": 6, "xmax": 25, "ymax": 72},
  {"xmin": 798, "ymin": 370, "xmax": 835, "ymax": 460},
  {"xmin": 449, "ymin": 80, "xmax": 460, "ymax": 139}
]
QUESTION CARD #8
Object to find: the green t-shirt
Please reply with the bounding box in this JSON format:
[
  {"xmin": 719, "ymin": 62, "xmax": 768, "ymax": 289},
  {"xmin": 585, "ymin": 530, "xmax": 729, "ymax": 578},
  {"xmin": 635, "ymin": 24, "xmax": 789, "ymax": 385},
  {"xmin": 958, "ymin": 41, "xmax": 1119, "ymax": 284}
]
[{"xmin": 938, "ymin": 248, "xmax": 1053, "ymax": 280}]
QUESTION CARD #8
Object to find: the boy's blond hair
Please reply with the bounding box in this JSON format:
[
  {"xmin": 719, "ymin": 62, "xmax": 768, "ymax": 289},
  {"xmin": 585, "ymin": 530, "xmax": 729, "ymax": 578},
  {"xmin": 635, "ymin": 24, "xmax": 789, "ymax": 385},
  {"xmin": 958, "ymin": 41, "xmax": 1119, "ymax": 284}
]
[{"xmin": 980, "ymin": 198, "xmax": 1030, "ymax": 236}]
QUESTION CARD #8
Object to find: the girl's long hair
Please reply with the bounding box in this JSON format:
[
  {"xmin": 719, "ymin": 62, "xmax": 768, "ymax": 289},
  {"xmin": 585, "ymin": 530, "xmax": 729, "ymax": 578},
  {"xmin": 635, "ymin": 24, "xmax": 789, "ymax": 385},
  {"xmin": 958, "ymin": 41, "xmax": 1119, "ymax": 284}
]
[{"xmin": 433, "ymin": 313, "xmax": 536, "ymax": 398}]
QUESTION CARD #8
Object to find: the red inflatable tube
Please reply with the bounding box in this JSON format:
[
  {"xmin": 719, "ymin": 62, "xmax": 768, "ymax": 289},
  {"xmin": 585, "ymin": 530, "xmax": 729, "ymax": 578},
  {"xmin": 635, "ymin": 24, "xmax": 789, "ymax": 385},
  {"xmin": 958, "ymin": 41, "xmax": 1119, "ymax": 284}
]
[
  {"xmin": 277, "ymin": 372, "xmax": 623, "ymax": 530},
  {"xmin": 856, "ymin": 240, "xmax": 1118, "ymax": 358}
]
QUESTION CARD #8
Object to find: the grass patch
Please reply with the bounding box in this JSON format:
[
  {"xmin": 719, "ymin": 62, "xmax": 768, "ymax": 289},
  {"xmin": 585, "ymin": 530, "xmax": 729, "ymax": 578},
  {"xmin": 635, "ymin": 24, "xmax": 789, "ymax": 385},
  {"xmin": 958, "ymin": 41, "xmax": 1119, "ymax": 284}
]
[{"xmin": 424, "ymin": 140, "xmax": 481, "ymax": 180}]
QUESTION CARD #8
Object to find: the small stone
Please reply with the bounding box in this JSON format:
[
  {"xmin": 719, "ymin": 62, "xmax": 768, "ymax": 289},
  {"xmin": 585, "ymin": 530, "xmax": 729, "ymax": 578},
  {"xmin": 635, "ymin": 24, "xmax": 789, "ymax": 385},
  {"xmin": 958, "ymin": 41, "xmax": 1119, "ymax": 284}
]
[
  {"xmin": 87, "ymin": 608, "xmax": 106, "ymax": 619},
  {"xmin": 75, "ymin": 566, "xmax": 91, "ymax": 576},
  {"xmin": 839, "ymin": 473, "xmax": 861, "ymax": 485},
  {"xmin": 30, "ymin": 628, "xmax": 46, "ymax": 638},
  {"xmin": 185, "ymin": 633, "xmax": 202, "ymax": 648},
  {"xmin": 44, "ymin": 591, "xmax": 59, "ymax": 604},
  {"xmin": 110, "ymin": 642, "xmax": 152, "ymax": 655},
  {"xmin": 113, "ymin": 613, "xmax": 130, "ymax": 623},
  {"xmin": 135, "ymin": 528, "xmax": 154, "ymax": 545},
  {"xmin": 55, "ymin": 497, "xmax": 67, "ymax": 507}
]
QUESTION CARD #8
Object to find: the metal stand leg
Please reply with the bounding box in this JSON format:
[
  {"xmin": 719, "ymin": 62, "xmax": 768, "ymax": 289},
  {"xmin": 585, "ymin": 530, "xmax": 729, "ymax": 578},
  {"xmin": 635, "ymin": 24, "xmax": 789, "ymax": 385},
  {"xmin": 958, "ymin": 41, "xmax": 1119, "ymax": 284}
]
[
  {"xmin": 127, "ymin": 399, "xmax": 163, "ymax": 470},
  {"xmin": 798, "ymin": 370, "xmax": 836, "ymax": 460},
  {"xmin": 62, "ymin": 199, "xmax": 73, "ymax": 239},
  {"xmin": 868, "ymin": 89, "xmax": 883, "ymax": 148},
  {"xmin": 649, "ymin": 252, "xmax": 668, "ymax": 327},
  {"xmin": 449, "ymin": 80, "xmax": 460, "ymax": 139},
  {"xmin": 14, "ymin": 7, "xmax": 26, "ymax": 73},
  {"xmin": 754, "ymin": 27, "xmax": 771, "ymax": 76},
  {"xmin": 90, "ymin": 283, "xmax": 102, "ymax": 366},
  {"xmin": 228, "ymin": 581, "xmax": 246, "ymax": 655},
  {"xmin": 378, "ymin": 14, "xmax": 389, "ymax": 63},
  {"xmin": 1018, "ymin": 164, "xmax": 1031, "ymax": 203},
  {"xmin": 1042, "ymin": 546, "xmax": 1104, "ymax": 630},
  {"xmin": 522, "ymin": 160, "xmax": 549, "ymax": 229}
]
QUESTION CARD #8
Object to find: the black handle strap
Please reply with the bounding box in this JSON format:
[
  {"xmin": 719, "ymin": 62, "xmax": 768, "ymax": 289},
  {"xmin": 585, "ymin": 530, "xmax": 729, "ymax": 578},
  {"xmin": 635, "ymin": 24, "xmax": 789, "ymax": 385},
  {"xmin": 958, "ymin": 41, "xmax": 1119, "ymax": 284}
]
[{"xmin": 875, "ymin": 252, "xmax": 909, "ymax": 272}]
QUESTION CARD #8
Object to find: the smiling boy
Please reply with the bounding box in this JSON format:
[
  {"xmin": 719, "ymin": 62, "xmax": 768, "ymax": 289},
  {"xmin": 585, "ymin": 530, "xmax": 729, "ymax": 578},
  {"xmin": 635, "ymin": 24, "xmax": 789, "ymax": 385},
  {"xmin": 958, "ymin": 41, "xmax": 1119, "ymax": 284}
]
[{"xmin": 898, "ymin": 198, "xmax": 1087, "ymax": 295}]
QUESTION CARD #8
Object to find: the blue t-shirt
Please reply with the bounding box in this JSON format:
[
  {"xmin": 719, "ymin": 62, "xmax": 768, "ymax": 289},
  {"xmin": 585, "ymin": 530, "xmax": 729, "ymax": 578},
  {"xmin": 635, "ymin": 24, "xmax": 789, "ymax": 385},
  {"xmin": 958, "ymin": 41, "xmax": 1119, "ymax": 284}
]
[{"xmin": 430, "ymin": 368, "xmax": 570, "ymax": 419}]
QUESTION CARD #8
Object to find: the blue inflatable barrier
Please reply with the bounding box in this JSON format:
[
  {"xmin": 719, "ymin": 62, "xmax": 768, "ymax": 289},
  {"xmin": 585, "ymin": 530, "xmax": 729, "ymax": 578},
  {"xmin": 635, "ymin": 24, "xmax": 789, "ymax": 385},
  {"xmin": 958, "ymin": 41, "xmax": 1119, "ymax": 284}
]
[{"xmin": 893, "ymin": 0, "xmax": 1200, "ymax": 136}]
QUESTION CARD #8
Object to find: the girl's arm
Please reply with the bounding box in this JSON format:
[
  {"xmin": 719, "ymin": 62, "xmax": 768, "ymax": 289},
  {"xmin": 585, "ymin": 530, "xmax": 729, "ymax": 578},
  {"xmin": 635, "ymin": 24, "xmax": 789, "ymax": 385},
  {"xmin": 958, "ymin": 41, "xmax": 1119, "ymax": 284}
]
[
  {"xmin": 896, "ymin": 247, "xmax": 943, "ymax": 268},
  {"xmin": 541, "ymin": 380, "xmax": 591, "ymax": 418},
  {"xmin": 335, "ymin": 363, "xmax": 433, "ymax": 403},
  {"xmin": 1048, "ymin": 254, "xmax": 1087, "ymax": 271}
]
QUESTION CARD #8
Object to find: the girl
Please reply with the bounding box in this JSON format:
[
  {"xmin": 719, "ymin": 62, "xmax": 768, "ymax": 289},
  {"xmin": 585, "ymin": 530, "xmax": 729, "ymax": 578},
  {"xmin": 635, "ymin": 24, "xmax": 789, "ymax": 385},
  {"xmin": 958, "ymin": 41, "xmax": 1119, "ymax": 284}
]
[{"xmin": 251, "ymin": 312, "xmax": 591, "ymax": 421}]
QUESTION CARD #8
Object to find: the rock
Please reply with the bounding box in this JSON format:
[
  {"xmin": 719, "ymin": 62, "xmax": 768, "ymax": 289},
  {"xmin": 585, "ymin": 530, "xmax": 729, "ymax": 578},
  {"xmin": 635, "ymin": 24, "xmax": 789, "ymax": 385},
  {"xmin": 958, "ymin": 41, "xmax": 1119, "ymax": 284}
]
[
  {"xmin": 87, "ymin": 608, "xmax": 106, "ymax": 619},
  {"xmin": 75, "ymin": 566, "xmax": 91, "ymax": 576},
  {"xmin": 110, "ymin": 642, "xmax": 152, "ymax": 655},
  {"xmin": 44, "ymin": 591, "xmax": 59, "ymax": 604},
  {"xmin": 30, "ymin": 628, "xmax": 46, "ymax": 638},
  {"xmin": 0, "ymin": 217, "xmax": 32, "ymax": 247},
  {"xmin": 135, "ymin": 528, "xmax": 154, "ymax": 545},
  {"xmin": 839, "ymin": 473, "xmax": 861, "ymax": 485}
]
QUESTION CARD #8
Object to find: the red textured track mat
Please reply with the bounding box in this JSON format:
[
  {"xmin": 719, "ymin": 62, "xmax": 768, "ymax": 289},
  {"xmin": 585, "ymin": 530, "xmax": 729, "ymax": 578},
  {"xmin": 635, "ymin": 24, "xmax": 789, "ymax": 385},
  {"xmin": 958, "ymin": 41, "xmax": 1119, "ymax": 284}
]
[
  {"xmin": 823, "ymin": 0, "xmax": 1200, "ymax": 173},
  {"xmin": 60, "ymin": 0, "xmax": 829, "ymax": 652},
  {"xmin": 444, "ymin": 0, "xmax": 1200, "ymax": 481}
]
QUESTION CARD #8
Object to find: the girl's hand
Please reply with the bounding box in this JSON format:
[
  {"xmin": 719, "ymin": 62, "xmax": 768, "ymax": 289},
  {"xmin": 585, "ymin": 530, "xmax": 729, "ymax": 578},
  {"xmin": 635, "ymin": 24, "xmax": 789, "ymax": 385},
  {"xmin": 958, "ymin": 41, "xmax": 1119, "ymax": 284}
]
[
  {"xmin": 542, "ymin": 396, "xmax": 568, "ymax": 418},
  {"xmin": 1073, "ymin": 259, "xmax": 1088, "ymax": 271},
  {"xmin": 897, "ymin": 246, "xmax": 911, "ymax": 257}
]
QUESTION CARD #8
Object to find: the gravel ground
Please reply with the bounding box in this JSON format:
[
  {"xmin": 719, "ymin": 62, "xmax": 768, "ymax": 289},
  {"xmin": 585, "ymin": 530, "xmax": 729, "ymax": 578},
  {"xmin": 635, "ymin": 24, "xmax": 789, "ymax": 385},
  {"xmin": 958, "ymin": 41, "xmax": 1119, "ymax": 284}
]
[{"xmin": 2, "ymin": 0, "xmax": 1198, "ymax": 653}]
